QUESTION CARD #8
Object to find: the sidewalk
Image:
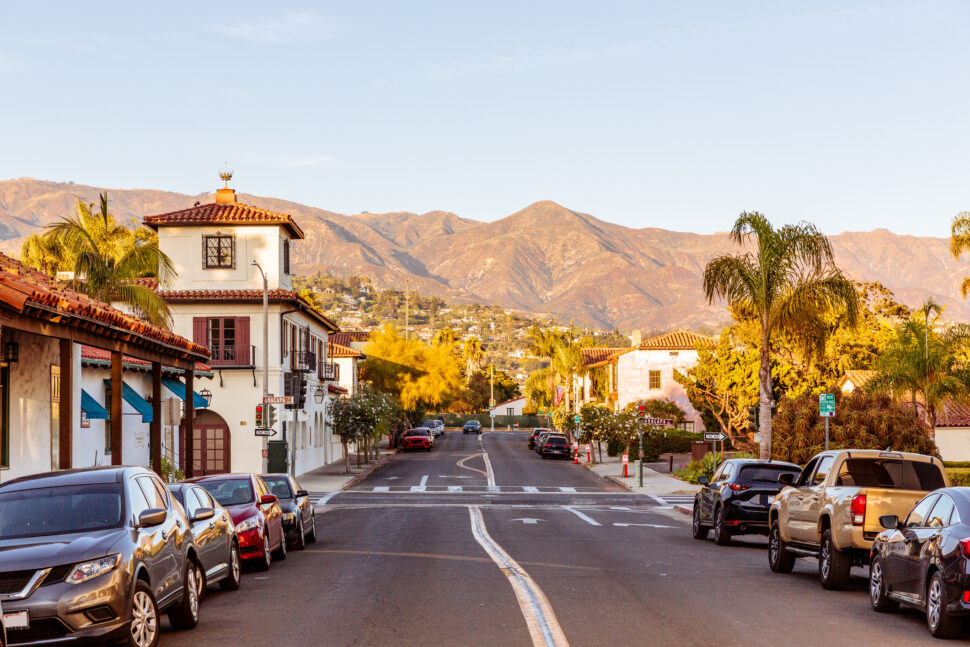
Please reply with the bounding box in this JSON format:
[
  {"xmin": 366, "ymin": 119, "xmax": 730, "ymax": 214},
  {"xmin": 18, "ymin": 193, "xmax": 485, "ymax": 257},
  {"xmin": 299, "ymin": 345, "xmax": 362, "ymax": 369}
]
[
  {"xmin": 582, "ymin": 447, "xmax": 700, "ymax": 496},
  {"xmin": 297, "ymin": 439, "xmax": 396, "ymax": 493}
]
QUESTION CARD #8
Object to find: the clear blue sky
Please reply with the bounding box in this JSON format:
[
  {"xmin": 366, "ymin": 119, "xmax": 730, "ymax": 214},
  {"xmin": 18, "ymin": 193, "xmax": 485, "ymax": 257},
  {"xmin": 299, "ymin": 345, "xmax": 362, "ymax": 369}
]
[{"xmin": 0, "ymin": 1, "xmax": 967, "ymax": 236}]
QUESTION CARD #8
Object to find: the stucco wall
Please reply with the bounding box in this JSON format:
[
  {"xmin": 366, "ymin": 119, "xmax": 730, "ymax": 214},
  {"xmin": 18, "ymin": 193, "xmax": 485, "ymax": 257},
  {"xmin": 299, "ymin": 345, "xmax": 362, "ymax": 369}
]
[
  {"xmin": 3, "ymin": 331, "xmax": 59, "ymax": 481},
  {"xmin": 617, "ymin": 349, "xmax": 705, "ymax": 430},
  {"xmin": 935, "ymin": 428, "xmax": 970, "ymax": 462}
]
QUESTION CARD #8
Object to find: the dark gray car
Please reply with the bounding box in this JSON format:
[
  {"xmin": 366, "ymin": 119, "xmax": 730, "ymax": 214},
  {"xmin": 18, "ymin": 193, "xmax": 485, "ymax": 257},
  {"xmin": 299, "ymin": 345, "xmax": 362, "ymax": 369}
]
[
  {"xmin": 260, "ymin": 474, "xmax": 317, "ymax": 550},
  {"xmin": 0, "ymin": 466, "xmax": 202, "ymax": 647},
  {"xmin": 167, "ymin": 483, "xmax": 241, "ymax": 598}
]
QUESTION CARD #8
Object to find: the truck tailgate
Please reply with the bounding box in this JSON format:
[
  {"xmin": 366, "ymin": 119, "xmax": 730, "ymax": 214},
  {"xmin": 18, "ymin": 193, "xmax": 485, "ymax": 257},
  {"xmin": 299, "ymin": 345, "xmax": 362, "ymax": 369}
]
[{"xmin": 863, "ymin": 488, "xmax": 926, "ymax": 535}]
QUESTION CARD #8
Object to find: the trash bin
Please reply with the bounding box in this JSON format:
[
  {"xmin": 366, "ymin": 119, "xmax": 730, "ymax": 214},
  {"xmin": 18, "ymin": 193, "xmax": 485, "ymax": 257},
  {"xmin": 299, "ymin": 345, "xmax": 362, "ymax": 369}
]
[
  {"xmin": 267, "ymin": 440, "xmax": 288, "ymax": 473},
  {"xmin": 691, "ymin": 440, "xmax": 709, "ymax": 462}
]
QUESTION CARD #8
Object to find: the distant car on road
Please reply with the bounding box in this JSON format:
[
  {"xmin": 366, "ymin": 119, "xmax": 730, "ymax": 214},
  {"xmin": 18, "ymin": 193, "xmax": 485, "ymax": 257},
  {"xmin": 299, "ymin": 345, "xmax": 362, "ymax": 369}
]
[
  {"xmin": 190, "ymin": 474, "xmax": 286, "ymax": 573},
  {"xmin": 168, "ymin": 482, "xmax": 242, "ymax": 597},
  {"xmin": 692, "ymin": 459, "xmax": 801, "ymax": 545},
  {"xmin": 534, "ymin": 431, "xmax": 563, "ymax": 454},
  {"xmin": 422, "ymin": 420, "xmax": 444, "ymax": 437},
  {"xmin": 528, "ymin": 428, "xmax": 551, "ymax": 450},
  {"xmin": 463, "ymin": 420, "xmax": 482, "ymax": 434},
  {"xmin": 402, "ymin": 428, "xmax": 433, "ymax": 451},
  {"xmin": 0, "ymin": 466, "xmax": 202, "ymax": 647},
  {"xmin": 870, "ymin": 488, "xmax": 970, "ymax": 638},
  {"xmin": 261, "ymin": 474, "xmax": 317, "ymax": 550},
  {"xmin": 538, "ymin": 435, "xmax": 571, "ymax": 459},
  {"xmin": 434, "ymin": 420, "xmax": 445, "ymax": 435}
]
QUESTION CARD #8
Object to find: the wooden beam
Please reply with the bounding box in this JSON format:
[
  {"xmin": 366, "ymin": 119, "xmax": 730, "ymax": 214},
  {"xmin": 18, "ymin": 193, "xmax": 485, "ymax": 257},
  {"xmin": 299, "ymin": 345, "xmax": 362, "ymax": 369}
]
[
  {"xmin": 111, "ymin": 351, "xmax": 122, "ymax": 466},
  {"xmin": 151, "ymin": 362, "xmax": 162, "ymax": 476},
  {"xmin": 58, "ymin": 339, "xmax": 73, "ymax": 469},
  {"xmin": 184, "ymin": 368, "xmax": 195, "ymax": 477}
]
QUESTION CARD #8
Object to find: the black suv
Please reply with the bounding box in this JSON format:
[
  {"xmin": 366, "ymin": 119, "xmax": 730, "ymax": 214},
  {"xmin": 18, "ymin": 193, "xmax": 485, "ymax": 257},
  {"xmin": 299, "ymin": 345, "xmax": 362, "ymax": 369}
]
[
  {"xmin": 692, "ymin": 458, "xmax": 801, "ymax": 545},
  {"xmin": 0, "ymin": 466, "xmax": 201, "ymax": 647},
  {"xmin": 463, "ymin": 420, "xmax": 482, "ymax": 434}
]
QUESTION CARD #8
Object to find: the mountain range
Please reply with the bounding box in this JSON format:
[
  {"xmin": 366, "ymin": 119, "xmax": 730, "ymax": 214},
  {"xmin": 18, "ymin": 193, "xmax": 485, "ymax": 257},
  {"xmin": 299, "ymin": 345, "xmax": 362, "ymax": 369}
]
[{"xmin": 1, "ymin": 177, "xmax": 967, "ymax": 330}]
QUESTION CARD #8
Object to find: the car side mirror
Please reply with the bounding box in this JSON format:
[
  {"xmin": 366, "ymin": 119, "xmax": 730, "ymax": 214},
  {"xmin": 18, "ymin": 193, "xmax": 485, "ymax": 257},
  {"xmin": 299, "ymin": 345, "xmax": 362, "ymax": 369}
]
[
  {"xmin": 260, "ymin": 494, "xmax": 278, "ymax": 505},
  {"xmin": 296, "ymin": 489, "xmax": 309, "ymax": 498},
  {"xmin": 697, "ymin": 475, "xmax": 709, "ymax": 485},
  {"xmin": 778, "ymin": 473, "xmax": 795, "ymax": 486},
  {"xmin": 191, "ymin": 508, "xmax": 215, "ymax": 523},
  {"xmin": 879, "ymin": 514, "xmax": 900, "ymax": 530},
  {"xmin": 138, "ymin": 508, "xmax": 167, "ymax": 528}
]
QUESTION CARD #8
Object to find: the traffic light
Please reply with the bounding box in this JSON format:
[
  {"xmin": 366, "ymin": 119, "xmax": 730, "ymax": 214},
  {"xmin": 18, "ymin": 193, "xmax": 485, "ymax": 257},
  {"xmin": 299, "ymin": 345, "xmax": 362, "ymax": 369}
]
[
  {"xmin": 746, "ymin": 405, "xmax": 759, "ymax": 432},
  {"xmin": 256, "ymin": 404, "xmax": 265, "ymax": 428},
  {"xmin": 266, "ymin": 403, "xmax": 277, "ymax": 427},
  {"xmin": 637, "ymin": 403, "xmax": 646, "ymax": 419},
  {"xmin": 297, "ymin": 374, "xmax": 308, "ymax": 409},
  {"xmin": 284, "ymin": 373, "xmax": 296, "ymax": 410}
]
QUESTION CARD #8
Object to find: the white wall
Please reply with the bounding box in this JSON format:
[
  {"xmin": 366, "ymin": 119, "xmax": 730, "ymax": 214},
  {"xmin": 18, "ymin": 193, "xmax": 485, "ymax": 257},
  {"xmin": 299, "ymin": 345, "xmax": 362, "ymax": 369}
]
[
  {"xmin": 617, "ymin": 349, "xmax": 705, "ymax": 430},
  {"xmin": 2, "ymin": 331, "xmax": 59, "ymax": 482},
  {"xmin": 490, "ymin": 397, "xmax": 526, "ymax": 416},
  {"xmin": 935, "ymin": 428, "xmax": 970, "ymax": 462}
]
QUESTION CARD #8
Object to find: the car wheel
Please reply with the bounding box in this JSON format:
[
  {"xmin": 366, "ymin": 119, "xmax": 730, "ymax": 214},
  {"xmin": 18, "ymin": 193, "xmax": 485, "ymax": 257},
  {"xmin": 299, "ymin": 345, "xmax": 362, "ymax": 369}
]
[
  {"xmin": 272, "ymin": 529, "xmax": 287, "ymax": 561},
  {"xmin": 253, "ymin": 533, "xmax": 271, "ymax": 572},
  {"xmin": 768, "ymin": 521, "xmax": 796, "ymax": 573},
  {"xmin": 691, "ymin": 503, "xmax": 709, "ymax": 540},
  {"xmin": 220, "ymin": 542, "xmax": 242, "ymax": 591},
  {"xmin": 194, "ymin": 562, "xmax": 205, "ymax": 602},
  {"xmin": 306, "ymin": 514, "xmax": 317, "ymax": 544},
  {"xmin": 292, "ymin": 515, "xmax": 306, "ymax": 551},
  {"xmin": 167, "ymin": 561, "xmax": 200, "ymax": 630},
  {"xmin": 818, "ymin": 529, "xmax": 850, "ymax": 590},
  {"xmin": 713, "ymin": 506, "xmax": 732, "ymax": 545},
  {"xmin": 927, "ymin": 570, "xmax": 963, "ymax": 638},
  {"xmin": 127, "ymin": 579, "xmax": 159, "ymax": 647},
  {"xmin": 869, "ymin": 557, "xmax": 898, "ymax": 612}
]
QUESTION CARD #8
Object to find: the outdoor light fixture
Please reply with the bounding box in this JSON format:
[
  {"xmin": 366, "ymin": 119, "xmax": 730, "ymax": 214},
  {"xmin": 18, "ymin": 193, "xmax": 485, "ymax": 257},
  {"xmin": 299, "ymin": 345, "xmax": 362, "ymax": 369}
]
[
  {"xmin": 3, "ymin": 341, "xmax": 19, "ymax": 363},
  {"xmin": 313, "ymin": 385, "xmax": 325, "ymax": 404},
  {"xmin": 200, "ymin": 388, "xmax": 213, "ymax": 407}
]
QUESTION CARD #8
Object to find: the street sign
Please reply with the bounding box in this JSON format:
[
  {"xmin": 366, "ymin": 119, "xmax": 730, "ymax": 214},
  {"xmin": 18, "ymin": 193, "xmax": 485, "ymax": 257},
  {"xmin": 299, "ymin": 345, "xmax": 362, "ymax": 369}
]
[
  {"xmin": 255, "ymin": 428, "xmax": 277, "ymax": 437},
  {"xmin": 573, "ymin": 415, "xmax": 581, "ymax": 423},
  {"xmin": 819, "ymin": 393, "xmax": 835, "ymax": 418},
  {"xmin": 263, "ymin": 396, "xmax": 293, "ymax": 405},
  {"xmin": 704, "ymin": 431, "xmax": 727, "ymax": 442},
  {"xmin": 643, "ymin": 417, "xmax": 673, "ymax": 426}
]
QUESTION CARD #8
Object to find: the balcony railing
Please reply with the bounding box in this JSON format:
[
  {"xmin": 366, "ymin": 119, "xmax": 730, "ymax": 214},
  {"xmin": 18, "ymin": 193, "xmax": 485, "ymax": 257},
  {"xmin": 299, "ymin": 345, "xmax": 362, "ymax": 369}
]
[
  {"xmin": 287, "ymin": 350, "xmax": 317, "ymax": 373},
  {"xmin": 209, "ymin": 344, "xmax": 255, "ymax": 368},
  {"xmin": 318, "ymin": 359, "xmax": 337, "ymax": 381}
]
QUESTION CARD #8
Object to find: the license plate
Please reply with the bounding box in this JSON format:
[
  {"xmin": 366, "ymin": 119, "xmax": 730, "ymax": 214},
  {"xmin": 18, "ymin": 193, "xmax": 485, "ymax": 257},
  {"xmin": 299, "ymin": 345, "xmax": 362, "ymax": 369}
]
[{"xmin": 4, "ymin": 610, "xmax": 29, "ymax": 630}]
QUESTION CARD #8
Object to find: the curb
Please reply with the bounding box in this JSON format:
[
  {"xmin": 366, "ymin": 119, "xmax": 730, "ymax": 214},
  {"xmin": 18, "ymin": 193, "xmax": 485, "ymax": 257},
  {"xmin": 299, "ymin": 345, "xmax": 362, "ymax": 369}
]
[
  {"xmin": 340, "ymin": 450, "xmax": 399, "ymax": 490},
  {"xmin": 673, "ymin": 504, "xmax": 692, "ymax": 516}
]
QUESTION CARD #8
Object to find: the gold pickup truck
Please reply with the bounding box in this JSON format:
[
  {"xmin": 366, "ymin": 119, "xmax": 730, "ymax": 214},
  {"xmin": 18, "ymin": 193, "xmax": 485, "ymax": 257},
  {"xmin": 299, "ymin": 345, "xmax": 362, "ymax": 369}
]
[{"xmin": 768, "ymin": 449, "xmax": 949, "ymax": 589}]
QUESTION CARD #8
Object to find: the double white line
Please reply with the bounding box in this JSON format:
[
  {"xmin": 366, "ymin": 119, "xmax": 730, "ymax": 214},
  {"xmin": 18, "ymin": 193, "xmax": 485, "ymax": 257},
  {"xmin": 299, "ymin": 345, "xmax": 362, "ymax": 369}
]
[{"xmin": 468, "ymin": 506, "xmax": 569, "ymax": 647}]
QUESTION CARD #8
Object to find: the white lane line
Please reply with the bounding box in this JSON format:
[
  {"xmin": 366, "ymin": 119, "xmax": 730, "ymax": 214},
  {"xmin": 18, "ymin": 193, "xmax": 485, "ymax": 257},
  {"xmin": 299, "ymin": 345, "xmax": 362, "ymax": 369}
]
[
  {"xmin": 468, "ymin": 507, "xmax": 570, "ymax": 647},
  {"xmin": 523, "ymin": 486, "xmax": 540, "ymax": 493},
  {"xmin": 420, "ymin": 475, "xmax": 429, "ymax": 487},
  {"xmin": 610, "ymin": 506, "xmax": 630, "ymax": 511},
  {"xmin": 487, "ymin": 485, "xmax": 500, "ymax": 493},
  {"xmin": 315, "ymin": 491, "xmax": 339, "ymax": 506},
  {"xmin": 648, "ymin": 494, "xmax": 668, "ymax": 506},
  {"xmin": 558, "ymin": 487, "xmax": 576, "ymax": 493},
  {"xmin": 562, "ymin": 506, "xmax": 601, "ymax": 526},
  {"xmin": 483, "ymin": 452, "xmax": 496, "ymax": 486},
  {"xmin": 372, "ymin": 486, "xmax": 390, "ymax": 493},
  {"xmin": 448, "ymin": 485, "xmax": 463, "ymax": 492}
]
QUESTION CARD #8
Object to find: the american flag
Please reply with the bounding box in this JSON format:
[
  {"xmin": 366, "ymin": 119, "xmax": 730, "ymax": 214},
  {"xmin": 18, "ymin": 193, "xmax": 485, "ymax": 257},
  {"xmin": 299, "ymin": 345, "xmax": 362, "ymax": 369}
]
[{"xmin": 553, "ymin": 386, "xmax": 566, "ymax": 405}]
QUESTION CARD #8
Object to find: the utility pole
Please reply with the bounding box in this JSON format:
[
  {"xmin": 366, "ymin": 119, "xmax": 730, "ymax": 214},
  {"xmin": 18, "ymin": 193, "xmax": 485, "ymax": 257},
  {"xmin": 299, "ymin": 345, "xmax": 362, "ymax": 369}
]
[
  {"xmin": 490, "ymin": 362, "xmax": 494, "ymax": 433},
  {"xmin": 404, "ymin": 278, "xmax": 410, "ymax": 340},
  {"xmin": 251, "ymin": 260, "xmax": 270, "ymax": 472}
]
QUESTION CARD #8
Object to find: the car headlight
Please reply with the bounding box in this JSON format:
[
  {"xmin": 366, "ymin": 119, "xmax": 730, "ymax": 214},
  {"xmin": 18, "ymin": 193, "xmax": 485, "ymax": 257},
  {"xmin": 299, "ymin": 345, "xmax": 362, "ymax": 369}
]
[
  {"xmin": 235, "ymin": 515, "xmax": 260, "ymax": 533},
  {"xmin": 66, "ymin": 554, "xmax": 121, "ymax": 585}
]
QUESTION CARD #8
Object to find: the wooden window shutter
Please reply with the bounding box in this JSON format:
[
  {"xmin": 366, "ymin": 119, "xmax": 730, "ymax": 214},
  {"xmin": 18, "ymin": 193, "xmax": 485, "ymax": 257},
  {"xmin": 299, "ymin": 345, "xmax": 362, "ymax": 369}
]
[
  {"xmin": 193, "ymin": 317, "xmax": 208, "ymax": 347},
  {"xmin": 236, "ymin": 317, "xmax": 250, "ymax": 364}
]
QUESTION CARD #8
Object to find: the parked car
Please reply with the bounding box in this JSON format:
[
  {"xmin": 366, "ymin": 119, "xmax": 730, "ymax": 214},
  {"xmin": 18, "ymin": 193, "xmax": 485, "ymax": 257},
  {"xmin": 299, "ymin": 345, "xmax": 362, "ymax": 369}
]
[
  {"xmin": 534, "ymin": 431, "xmax": 564, "ymax": 454},
  {"xmin": 190, "ymin": 474, "xmax": 286, "ymax": 573},
  {"xmin": 528, "ymin": 428, "xmax": 551, "ymax": 450},
  {"xmin": 0, "ymin": 466, "xmax": 201, "ymax": 647},
  {"xmin": 538, "ymin": 435, "xmax": 571, "ymax": 459},
  {"xmin": 260, "ymin": 474, "xmax": 317, "ymax": 550},
  {"xmin": 692, "ymin": 459, "xmax": 801, "ymax": 545},
  {"xmin": 869, "ymin": 488, "xmax": 970, "ymax": 638},
  {"xmin": 167, "ymin": 483, "xmax": 242, "ymax": 596},
  {"xmin": 463, "ymin": 420, "xmax": 482, "ymax": 434},
  {"xmin": 422, "ymin": 420, "xmax": 444, "ymax": 437},
  {"xmin": 769, "ymin": 449, "xmax": 949, "ymax": 589},
  {"xmin": 0, "ymin": 599, "xmax": 6, "ymax": 647},
  {"xmin": 434, "ymin": 420, "xmax": 445, "ymax": 435},
  {"xmin": 402, "ymin": 428, "xmax": 433, "ymax": 451}
]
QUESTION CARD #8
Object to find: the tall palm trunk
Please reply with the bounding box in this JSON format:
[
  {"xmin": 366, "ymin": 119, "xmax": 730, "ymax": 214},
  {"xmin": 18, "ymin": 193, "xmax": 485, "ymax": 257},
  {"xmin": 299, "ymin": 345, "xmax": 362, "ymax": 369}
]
[{"xmin": 759, "ymin": 323, "xmax": 772, "ymax": 460}]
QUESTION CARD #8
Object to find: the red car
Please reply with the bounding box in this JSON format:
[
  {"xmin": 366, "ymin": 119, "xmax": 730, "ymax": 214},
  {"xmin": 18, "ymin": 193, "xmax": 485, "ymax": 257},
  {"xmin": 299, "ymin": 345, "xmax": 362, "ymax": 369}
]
[
  {"xmin": 189, "ymin": 473, "xmax": 286, "ymax": 571},
  {"xmin": 402, "ymin": 428, "xmax": 432, "ymax": 451}
]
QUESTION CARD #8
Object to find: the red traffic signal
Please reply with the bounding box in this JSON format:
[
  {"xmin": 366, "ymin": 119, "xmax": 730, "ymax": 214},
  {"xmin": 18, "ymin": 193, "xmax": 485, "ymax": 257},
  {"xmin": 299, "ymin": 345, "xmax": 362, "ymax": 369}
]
[
  {"xmin": 638, "ymin": 404, "xmax": 646, "ymax": 418},
  {"xmin": 256, "ymin": 404, "xmax": 265, "ymax": 428}
]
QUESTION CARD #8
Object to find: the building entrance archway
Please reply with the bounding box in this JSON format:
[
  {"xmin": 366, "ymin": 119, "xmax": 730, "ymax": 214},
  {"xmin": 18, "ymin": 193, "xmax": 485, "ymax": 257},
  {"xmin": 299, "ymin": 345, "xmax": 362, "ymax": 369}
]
[{"xmin": 181, "ymin": 409, "xmax": 231, "ymax": 475}]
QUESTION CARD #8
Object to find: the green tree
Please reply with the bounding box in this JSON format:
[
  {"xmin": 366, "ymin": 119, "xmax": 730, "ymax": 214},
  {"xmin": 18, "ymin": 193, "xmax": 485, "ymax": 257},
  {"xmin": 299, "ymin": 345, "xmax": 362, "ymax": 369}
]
[
  {"xmin": 331, "ymin": 384, "xmax": 400, "ymax": 473},
  {"xmin": 950, "ymin": 211, "xmax": 970, "ymax": 297},
  {"xmin": 463, "ymin": 336, "xmax": 484, "ymax": 374},
  {"xmin": 21, "ymin": 232, "xmax": 72, "ymax": 275},
  {"xmin": 703, "ymin": 212, "xmax": 858, "ymax": 459}
]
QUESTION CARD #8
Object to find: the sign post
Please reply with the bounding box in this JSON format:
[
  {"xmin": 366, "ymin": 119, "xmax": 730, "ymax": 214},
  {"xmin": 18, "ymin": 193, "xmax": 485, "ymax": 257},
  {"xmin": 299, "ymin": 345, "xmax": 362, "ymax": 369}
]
[{"xmin": 819, "ymin": 393, "xmax": 835, "ymax": 450}]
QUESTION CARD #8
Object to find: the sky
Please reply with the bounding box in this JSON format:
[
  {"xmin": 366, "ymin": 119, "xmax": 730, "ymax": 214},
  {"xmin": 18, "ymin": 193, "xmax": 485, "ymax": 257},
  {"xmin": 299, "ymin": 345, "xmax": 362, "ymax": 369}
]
[{"xmin": 0, "ymin": 1, "xmax": 967, "ymax": 236}]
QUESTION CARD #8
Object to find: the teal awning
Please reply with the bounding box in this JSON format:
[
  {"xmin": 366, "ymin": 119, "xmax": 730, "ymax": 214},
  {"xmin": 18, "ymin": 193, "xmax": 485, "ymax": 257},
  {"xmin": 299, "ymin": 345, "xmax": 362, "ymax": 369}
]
[
  {"xmin": 80, "ymin": 389, "xmax": 109, "ymax": 420},
  {"xmin": 103, "ymin": 379, "xmax": 152, "ymax": 423},
  {"xmin": 161, "ymin": 377, "xmax": 208, "ymax": 409}
]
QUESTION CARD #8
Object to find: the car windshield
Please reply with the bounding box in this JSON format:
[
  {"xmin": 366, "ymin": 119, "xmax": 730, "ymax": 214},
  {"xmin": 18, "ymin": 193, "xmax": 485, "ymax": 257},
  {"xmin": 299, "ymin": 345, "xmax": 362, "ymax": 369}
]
[
  {"xmin": 0, "ymin": 483, "xmax": 124, "ymax": 538},
  {"xmin": 836, "ymin": 459, "xmax": 946, "ymax": 490},
  {"xmin": 200, "ymin": 479, "xmax": 255, "ymax": 506},
  {"xmin": 545, "ymin": 437, "xmax": 568, "ymax": 446},
  {"xmin": 406, "ymin": 429, "xmax": 429, "ymax": 437},
  {"xmin": 738, "ymin": 465, "xmax": 801, "ymax": 484},
  {"xmin": 261, "ymin": 476, "xmax": 293, "ymax": 499}
]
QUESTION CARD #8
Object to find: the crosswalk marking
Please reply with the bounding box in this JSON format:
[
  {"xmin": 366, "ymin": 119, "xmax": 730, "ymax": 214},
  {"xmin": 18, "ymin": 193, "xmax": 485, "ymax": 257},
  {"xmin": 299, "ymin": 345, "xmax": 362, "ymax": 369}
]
[
  {"xmin": 373, "ymin": 486, "xmax": 390, "ymax": 493},
  {"xmin": 448, "ymin": 485, "xmax": 462, "ymax": 492},
  {"xmin": 559, "ymin": 487, "xmax": 576, "ymax": 493},
  {"xmin": 523, "ymin": 486, "xmax": 539, "ymax": 493}
]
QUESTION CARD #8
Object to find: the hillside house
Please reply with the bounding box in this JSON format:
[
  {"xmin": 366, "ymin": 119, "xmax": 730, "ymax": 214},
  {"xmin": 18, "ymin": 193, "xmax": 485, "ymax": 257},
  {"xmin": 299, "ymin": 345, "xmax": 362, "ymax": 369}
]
[
  {"xmin": 144, "ymin": 179, "xmax": 341, "ymax": 476},
  {"xmin": 489, "ymin": 396, "xmax": 526, "ymax": 417}
]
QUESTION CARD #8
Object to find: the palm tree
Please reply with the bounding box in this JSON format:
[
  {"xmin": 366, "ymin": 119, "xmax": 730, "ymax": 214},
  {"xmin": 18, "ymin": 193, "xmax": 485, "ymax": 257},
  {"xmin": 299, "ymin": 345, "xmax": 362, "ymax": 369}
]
[
  {"xmin": 703, "ymin": 212, "xmax": 858, "ymax": 460},
  {"xmin": 21, "ymin": 232, "xmax": 72, "ymax": 275},
  {"xmin": 47, "ymin": 193, "xmax": 176, "ymax": 328},
  {"xmin": 950, "ymin": 211, "xmax": 970, "ymax": 297},
  {"xmin": 463, "ymin": 336, "xmax": 484, "ymax": 374},
  {"xmin": 867, "ymin": 301, "xmax": 969, "ymax": 433}
]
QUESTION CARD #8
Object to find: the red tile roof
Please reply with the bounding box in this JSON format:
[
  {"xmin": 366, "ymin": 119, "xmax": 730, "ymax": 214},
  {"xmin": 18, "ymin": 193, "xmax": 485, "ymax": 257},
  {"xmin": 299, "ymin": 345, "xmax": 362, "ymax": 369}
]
[
  {"xmin": 581, "ymin": 347, "xmax": 626, "ymax": 366},
  {"xmin": 144, "ymin": 201, "xmax": 305, "ymax": 239},
  {"xmin": 158, "ymin": 288, "xmax": 338, "ymax": 331},
  {"xmin": 0, "ymin": 253, "xmax": 208, "ymax": 360},
  {"xmin": 838, "ymin": 370, "xmax": 877, "ymax": 390},
  {"xmin": 329, "ymin": 342, "xmax": 364, "ymax": 358},
  {"xmin": 638, "ymin": 329, "xmax": 716, "ymax": 351},
  {"xmin": 80, "ymin": 345, "xmax": 212, "ymax": 375},
  {"xmin": 936, "ymin": 399, "xmax": 970, "ymax": 428},
  {"xmin": 330, "ymin": 331, "xmax": 373, "ymax": 347},
  {"xmin": 328, "ymin": 384, "xmax": 348, "ymax": 395}
]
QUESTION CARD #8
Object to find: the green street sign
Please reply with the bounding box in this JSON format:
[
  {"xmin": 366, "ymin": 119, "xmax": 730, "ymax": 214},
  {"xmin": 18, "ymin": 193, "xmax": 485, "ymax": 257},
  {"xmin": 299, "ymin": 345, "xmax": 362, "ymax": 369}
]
[
  {"xmin": 819, "ymin": 393, "xmax": 835, "ymax": 418},
  {"xmin": 573, "ymin": 415, "xmax": 581, "ymax": 423}
]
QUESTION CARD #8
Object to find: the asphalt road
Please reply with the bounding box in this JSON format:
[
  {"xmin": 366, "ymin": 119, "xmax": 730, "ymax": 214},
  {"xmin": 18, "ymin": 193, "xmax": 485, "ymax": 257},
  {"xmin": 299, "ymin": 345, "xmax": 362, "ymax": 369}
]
[{"xmin": 160, "ymin": 431, "xmax": 957, "ymax": 647}]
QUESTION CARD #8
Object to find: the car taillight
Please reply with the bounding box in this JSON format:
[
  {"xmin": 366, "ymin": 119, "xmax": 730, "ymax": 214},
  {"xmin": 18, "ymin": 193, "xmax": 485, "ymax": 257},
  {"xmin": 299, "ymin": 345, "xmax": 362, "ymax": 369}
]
[
  {"xmin": 850, "ymin": 494, "xmax": 866, "ymax": 526},
  {"xmin": 959, "ymin": 538, "xmax": 970, "ymax": 559},
  {"xmin": 728, "ymin": 483, "xmax": 750, "ymax": 491}
]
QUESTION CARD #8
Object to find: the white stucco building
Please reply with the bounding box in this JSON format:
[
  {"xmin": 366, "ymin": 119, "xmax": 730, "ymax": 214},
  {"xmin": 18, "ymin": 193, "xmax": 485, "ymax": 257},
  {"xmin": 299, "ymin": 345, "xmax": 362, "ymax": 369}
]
[
  {"xmin": 489, "ymin": 396, "xmax": 526, "ymax": 417},
  {"xmin": 144, "ymin": 180, "xmax": 342, "ymax": 476}
]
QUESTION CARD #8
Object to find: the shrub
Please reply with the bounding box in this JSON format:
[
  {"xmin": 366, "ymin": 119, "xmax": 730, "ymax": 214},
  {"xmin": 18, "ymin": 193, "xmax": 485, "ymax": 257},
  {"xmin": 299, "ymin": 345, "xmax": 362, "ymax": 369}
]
[
  {"xmin": 674, "ymin": 452, "xmax": 722, "ymax": 484},
  {"xmin": 947, "ymin": 468, "xmax": 970, "ymax": 486}
]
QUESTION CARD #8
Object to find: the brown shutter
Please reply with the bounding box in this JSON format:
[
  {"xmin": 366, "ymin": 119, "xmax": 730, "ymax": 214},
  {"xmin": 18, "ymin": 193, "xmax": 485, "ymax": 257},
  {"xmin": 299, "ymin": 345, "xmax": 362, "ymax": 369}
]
[
  {"xmin": 236, "ymin": 317, "xmax": 250, "ymax": 365},
  {"xmin": 193, "ymin": 317, "xmax": 208, "ymax": 347}
]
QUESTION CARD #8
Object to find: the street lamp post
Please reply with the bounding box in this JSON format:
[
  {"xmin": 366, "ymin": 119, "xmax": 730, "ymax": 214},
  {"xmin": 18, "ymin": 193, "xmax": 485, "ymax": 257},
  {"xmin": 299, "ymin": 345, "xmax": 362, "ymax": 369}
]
[{"xmin": 252, "ymin": 260, "xmax": 270, "ymax": 471}]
